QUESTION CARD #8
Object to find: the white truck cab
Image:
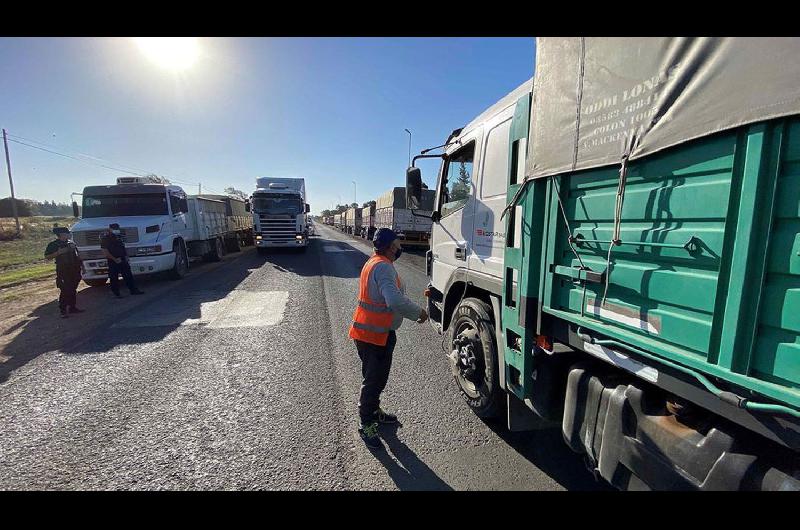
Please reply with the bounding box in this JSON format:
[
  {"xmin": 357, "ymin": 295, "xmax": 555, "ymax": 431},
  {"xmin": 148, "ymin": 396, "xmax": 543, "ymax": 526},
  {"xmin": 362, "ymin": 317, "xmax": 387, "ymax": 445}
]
[
  {"xmin": 404, "ymin": 78, "xmax": 531, "ymax": 420},
  {"xmin": 70, "ymin": 176, "xmax": 191, "ymax": 286},
  {"xmin": 251, "ymin": 177, "xmax": 310, "ymax": 253},
  {"xmin": 423, "ymin": 79, "xmax": 532, "ymax": 333}
]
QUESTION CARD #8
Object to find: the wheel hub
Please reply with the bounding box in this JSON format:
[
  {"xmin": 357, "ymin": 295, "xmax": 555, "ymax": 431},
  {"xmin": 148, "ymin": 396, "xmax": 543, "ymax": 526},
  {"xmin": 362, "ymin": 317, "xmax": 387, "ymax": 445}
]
[{"xmin": 453, "ymin": 329, "xmax": 481, "ymax": 385}]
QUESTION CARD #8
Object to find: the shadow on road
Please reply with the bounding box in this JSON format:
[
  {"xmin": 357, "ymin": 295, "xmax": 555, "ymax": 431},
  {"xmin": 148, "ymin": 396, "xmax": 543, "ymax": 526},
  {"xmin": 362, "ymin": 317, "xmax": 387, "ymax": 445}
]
[
  {"xmin": 483, "ymin": 419, "xmax": 613, "ymax": 491},
  {"xmin": 260, "ymin": 236, "xmax": 363, "ymax": 279},
  {"xmin": 370, "ymin": 423, "xmax": 454, "ymax": 491},
  {"xmin": 0, "ymin": 248, "xmax": 262, "ymax": 382}
]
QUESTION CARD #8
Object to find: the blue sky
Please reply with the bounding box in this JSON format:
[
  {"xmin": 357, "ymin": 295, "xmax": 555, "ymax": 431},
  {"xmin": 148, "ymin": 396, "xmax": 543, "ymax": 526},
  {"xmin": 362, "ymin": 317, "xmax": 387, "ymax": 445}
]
[{"xmin": 0, "ymin": 37, "xmax": 535, "ymax": 214}]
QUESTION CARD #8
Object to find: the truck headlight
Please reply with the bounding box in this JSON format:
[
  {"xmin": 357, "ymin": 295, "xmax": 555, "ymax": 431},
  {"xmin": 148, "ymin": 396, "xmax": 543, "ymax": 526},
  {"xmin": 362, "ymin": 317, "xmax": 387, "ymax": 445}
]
[
  {"xmin": 295, "ymin": 235, "xmax": 303, "ymax": 240},
  {"xmin": 136, "ymin": 245, "xmax": 163, "ymax": 255},
  {"xmin": 256, "ymin": 235, "xmax": 263, "ymax": 240}
]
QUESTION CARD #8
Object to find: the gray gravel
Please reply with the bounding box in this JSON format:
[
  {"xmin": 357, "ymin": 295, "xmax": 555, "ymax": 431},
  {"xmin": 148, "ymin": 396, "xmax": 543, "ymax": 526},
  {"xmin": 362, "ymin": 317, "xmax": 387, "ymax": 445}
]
[{"xmin": 0, "ymin": 226, "xmax": 609, "ymax": 490}]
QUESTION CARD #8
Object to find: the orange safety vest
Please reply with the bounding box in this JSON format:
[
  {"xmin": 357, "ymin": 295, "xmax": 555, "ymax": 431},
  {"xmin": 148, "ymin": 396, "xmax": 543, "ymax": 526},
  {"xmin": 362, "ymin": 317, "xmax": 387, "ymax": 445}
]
[{"xmin": 349, "ymin": 254, "xmax": 401, "ymax": 346}]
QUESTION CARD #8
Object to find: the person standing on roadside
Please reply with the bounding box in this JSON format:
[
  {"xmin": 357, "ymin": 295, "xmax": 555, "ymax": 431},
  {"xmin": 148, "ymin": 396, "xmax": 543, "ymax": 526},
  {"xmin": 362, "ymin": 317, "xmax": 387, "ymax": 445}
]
[
  {"xmin": 349, "ymin": 227, "xmax": 428, "ymax": 450},
  {"xmin": 44, "ymin": 225, "xmax": 84, "ymax": 318},
  {"xmin": 100, "ymin": 223, "xmax": 144, "ymax": 298}
]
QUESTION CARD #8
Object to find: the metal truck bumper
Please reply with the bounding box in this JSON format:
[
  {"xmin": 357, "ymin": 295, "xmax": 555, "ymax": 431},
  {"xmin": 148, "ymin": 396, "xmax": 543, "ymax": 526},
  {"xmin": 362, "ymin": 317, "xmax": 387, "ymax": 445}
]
[
  {"xmin": 82, "ymin": 252, "xmax": 176, "ymax": 279},
  {"xmin": 256, "ymin": 238, "xmax": 307, "ymax": 248}
]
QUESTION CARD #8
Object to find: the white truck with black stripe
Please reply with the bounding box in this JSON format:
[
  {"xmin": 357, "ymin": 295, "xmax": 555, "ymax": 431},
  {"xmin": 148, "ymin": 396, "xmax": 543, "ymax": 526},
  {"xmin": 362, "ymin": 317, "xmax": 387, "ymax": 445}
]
[
  {"xmin": 251, "ymin": 176, "xmax": 310, "ymax": 253},
  {"xmin": 70, "ymin": 176, "xmax": 238, "ymax": 286}
]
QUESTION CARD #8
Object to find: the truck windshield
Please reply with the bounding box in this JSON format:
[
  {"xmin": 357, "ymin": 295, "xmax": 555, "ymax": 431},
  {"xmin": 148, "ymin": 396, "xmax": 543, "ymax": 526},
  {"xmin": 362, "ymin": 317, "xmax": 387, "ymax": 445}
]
[
  {"xmin": 82, "ymin": 194, "xmax": 169, "ymax": 218},
  {"xmin": 252, "ymin": 194, "xmax": 302, "ymax": 215}
]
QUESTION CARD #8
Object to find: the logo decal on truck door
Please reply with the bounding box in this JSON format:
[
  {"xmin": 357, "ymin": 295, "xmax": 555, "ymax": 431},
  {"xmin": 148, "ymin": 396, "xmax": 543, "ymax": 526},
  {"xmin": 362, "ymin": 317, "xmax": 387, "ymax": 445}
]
[{"xmin": 476, "ymin": 228, "xmax": 504, "ymax": 238}]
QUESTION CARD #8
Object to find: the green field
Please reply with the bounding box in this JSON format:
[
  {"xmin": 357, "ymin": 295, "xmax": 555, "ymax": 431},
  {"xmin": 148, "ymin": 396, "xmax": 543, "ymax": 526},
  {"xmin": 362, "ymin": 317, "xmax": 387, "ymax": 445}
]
[{"xmin": 0, "ymin": 216, "xmax": 78, "ymax": 288}]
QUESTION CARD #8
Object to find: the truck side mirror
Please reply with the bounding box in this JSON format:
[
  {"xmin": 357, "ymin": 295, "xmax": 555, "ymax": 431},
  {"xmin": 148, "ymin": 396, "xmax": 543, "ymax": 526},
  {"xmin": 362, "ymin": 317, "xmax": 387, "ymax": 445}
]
[
  {"xmin": 406, "ymin": 167, "xmax": 422, "ymax": 210},
  {"xmin": 72, "ymin": 201, "xmax": 80, "ymax": 218},
  {"xmin": 245, "ymin": 200, "xmax": 251, "ymax": 213},
  {"xmin": 305, "ymin": 204, "xmax": 311, "ymax": 213}
]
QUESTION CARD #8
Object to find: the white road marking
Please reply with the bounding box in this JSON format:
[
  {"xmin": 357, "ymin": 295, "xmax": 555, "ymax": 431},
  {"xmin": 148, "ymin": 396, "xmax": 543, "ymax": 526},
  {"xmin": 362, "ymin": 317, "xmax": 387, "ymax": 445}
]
[
  {"xmin": 113, "ymin": 290, "xmax": 289, "ymax": 328},
  {"xmin": 207, "ymin": 291, "xmax": 288, "ymax": 328}
]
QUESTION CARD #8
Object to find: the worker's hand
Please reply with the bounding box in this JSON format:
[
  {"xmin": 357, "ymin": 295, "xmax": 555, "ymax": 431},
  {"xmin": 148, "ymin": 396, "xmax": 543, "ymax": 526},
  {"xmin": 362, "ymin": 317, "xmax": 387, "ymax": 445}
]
[{"xmin": 416, "ymin": 309, "xmax": 428, "ymax": 324}]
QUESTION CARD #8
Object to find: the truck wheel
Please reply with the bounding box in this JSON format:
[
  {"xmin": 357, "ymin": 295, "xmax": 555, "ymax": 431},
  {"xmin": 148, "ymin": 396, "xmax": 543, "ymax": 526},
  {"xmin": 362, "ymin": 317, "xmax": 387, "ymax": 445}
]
[
  {"xmin": 207, "ymin": 237, "xmax": 225, "ymax": 262},
  {"xmin": 168, "ymin": 240, "xmax": 189, "ymax": 280},
  {"xmin": 226, "ymin": 236, "xmax": 241, "ymax": 253},
  {"xmin": 450, "ymin": 297, "xmax": 502, "ymax": 419},
  {"xmin": 84, "ymin": 279, "xmax": 107, "ymax": 287}
]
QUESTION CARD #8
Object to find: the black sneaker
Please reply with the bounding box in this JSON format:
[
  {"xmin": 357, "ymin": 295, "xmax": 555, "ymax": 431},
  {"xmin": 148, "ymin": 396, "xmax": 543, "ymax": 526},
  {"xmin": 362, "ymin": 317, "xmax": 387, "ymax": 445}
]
[
  {"xmin": 358, "ymin": 422, "xmax": 383, "ymax": 450},
  {"xmin": 69, "ymin": 307, "xmax": 85, "ymax": 314},
  {"xmin": 131, "ymin": 290, "xmax": 145, "ymax": 295},
  {"xmin": 374, "ymin": 407, "xmax": 398, "ymax": 425},
  {"xmin": 60, "ymin": 311, "xmax": 69, "ymax": 319},
  {"xmin": 113, "ymin": 293, "xmax": 123, "ymax": 299}
]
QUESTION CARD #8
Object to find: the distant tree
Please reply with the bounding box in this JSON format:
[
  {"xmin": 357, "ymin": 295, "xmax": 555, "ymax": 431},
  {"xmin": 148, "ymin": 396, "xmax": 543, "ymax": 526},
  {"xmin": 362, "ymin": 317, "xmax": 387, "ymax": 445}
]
[
  {"xmin": 143, "ymin": 174, "xmax": 170, "ymax": 185},
  {"xmin": 0, "ymin": 197, "xmax": 33, "ymax": 217},
  {"xmin": 450, "ymin": 161, "xmax": 471, "ymax": 202},
  {"xmin": 361, "ymin": 200, "xmax": 375, "ymax": 208},
  {"xmin": 224, "ymin": 187, "xmax": 248, "ymax": 201}
]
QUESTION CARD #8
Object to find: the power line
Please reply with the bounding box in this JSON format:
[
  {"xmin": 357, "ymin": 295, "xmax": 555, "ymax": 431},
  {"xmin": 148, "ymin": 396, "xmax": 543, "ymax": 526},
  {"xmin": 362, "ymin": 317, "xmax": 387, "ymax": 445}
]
[
  {"xmin": 6, "ymin": 132, "xmax": 155, "ymax": 176},
  {"xmin": 6, "ymin": 133, "xmax": 227, "ymax": 195},
  {"xmin": 7, "ymin": 139, "xmax": 149, "ymax": 176}
]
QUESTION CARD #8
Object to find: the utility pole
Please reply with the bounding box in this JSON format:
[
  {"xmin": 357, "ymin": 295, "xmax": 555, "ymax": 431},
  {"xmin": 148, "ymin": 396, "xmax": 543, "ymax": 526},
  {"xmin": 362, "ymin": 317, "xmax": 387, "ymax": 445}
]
[
  {"xmin": 404, "ymin": 128, "xmax": 412, "ymax": 168},
  {"xmin": 352, "ymin": 180, "xmax": 357, "ymax": 205},
  {"xmin": 2, "ymin": 129, "xmax": 20, "ymax": 236},
  {"xmin": 198, "ymin": 182, "xmax": 201, "ymax": 194}
]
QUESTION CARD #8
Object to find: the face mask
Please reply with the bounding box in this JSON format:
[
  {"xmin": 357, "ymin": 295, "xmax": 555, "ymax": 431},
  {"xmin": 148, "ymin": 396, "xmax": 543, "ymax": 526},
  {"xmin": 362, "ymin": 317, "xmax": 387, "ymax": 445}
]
[{"xmin": 112, "ymin": 230, "xmax": 121, "ymax": 236}]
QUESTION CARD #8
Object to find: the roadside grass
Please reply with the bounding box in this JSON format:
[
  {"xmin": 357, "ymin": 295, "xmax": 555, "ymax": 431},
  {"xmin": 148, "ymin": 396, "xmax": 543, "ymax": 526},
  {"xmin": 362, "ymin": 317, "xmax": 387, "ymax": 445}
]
[
  {"xmin": 0, "ymin": 263, "xmax": 55, "ymax": 290},
  {"xmin": 0, "ymin": 216, "xmax": 77, "ymax": 288}
]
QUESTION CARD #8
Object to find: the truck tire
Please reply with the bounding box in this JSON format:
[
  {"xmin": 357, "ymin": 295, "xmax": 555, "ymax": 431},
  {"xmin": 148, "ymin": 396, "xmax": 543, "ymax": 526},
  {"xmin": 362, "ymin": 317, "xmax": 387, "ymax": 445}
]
[
  {"xmin": 206, "ymin": 237, "xmax": 225, "ymax": 262},
  {"xmin": 84, "ymin": 279, "xmax": 107, "ymax": 287},
  {"xmin": 226, "ymin": 235, "xmax": 241, "ymax": 253},
  {"xmin": 168, "ymin": 240, "xmax": 189, "ymax": 280},
  {"xmin": 450, "ymin": 297, "xmax": 502, "ymax": 419}
]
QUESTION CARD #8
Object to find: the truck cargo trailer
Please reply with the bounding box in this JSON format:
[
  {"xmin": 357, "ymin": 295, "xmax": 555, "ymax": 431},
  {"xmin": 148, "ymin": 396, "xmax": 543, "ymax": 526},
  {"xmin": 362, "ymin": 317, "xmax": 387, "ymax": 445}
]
[
  {"xmin": 374, "ymin": 187, "xmax": 435, "ymax": 247},
  {"xmin": 345, "ymin": 206, "xmax": 361, "ymax": 236}
]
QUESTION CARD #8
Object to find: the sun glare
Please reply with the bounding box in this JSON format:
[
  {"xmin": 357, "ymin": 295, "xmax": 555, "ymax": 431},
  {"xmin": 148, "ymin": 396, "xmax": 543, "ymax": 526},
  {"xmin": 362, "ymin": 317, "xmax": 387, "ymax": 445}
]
[{"xmin": 135, "ymin": 37, "xmax": 200, "ymax": 72}]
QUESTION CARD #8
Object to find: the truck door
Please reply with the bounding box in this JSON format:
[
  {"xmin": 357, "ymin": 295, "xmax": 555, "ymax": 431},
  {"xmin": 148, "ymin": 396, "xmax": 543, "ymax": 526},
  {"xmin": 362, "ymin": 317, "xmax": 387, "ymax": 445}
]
[
  {"xmin": 430, "ymin": 131, "xmax": 481, "ymax": 294},
  {"xmin": 469, "ymin": 114, "xmax": 513, "ymax": 279},
  {"xmin": 169, "ymin": 190, "xmax": 191, "ymax": 242}
]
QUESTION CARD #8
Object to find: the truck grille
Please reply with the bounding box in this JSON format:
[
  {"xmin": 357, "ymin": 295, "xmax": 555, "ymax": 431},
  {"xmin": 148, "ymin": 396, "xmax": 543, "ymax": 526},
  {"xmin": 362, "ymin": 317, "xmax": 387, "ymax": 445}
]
[
  {"xmin": 73, "ymin": 227, "xmax": 139, "ymax": 246},
  {"xmin": 78, "ymin": 249, "xmax": 106, "ymax": 260},
  {"xmin": 258, "ymin": 215, "xmax": 297, "ymax": 243}
]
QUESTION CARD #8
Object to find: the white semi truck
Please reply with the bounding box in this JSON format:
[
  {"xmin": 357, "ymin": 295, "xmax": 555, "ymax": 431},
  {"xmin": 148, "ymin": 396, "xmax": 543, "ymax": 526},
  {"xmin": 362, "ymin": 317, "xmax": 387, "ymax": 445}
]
[
  {"xmin": 251, "ymin": 177, "xmax": 310, "ymax": 253},
  {"xmin": 70, "ymin": 176, "xmax": 242, "ymax": 286}
]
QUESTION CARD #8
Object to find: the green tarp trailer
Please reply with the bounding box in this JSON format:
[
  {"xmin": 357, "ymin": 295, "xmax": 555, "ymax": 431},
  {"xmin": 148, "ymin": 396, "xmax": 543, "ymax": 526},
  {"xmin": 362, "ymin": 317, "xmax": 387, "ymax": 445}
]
[{"xmin": 502, "ymin": 37, "xmax": 800, "ymax": 490}]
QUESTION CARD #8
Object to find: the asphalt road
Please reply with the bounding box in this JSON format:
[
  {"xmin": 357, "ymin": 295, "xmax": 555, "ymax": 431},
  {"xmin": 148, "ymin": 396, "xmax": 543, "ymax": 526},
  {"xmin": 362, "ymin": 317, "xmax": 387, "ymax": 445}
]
[{"xmin": 0, "ymin": 225, "xmax": 610, "ymax": 490}]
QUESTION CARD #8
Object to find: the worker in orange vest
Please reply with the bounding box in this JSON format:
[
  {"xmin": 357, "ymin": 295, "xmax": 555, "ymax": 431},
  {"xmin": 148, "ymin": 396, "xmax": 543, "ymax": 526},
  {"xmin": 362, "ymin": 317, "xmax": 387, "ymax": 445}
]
[{"xmin": 349, "ymin": 228, "xmax": 428, "ymax": 450}]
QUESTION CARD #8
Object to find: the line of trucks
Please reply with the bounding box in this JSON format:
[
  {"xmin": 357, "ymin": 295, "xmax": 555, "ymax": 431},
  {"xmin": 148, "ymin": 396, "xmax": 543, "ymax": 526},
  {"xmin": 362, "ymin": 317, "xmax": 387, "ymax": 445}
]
[
  {"xmin": 68, "ymin": 175, "xmax": 311, "ymax": 286},
  {"xmin": 401, "ymin": 37, "xmax": 800, "ymax": 491},
  {"xmin": 321, "ymin": 187, "xmax": 436, "ymax": 247}
]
